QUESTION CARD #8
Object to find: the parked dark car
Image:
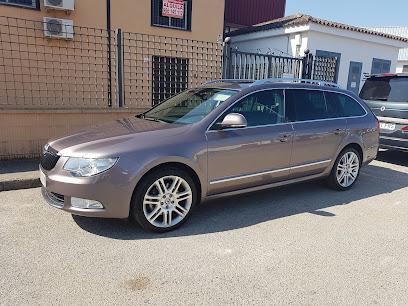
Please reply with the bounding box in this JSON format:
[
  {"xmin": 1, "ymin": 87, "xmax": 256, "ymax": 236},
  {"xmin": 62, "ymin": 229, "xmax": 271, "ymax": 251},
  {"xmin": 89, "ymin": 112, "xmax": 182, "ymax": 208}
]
[
  {"xmin": 360, "ymin": 74, "xmax": 408, "ymax": 151},
  {"xmin": 40, "ymin": 79, "xmax": 379, "ymax": 232}
]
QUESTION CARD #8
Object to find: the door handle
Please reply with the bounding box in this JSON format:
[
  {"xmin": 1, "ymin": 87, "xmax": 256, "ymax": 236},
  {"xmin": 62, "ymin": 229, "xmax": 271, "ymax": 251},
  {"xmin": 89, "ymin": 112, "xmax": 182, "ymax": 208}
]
[
  {"xmin": 332, "ymin": 128, "xmax": 344, "ymax": 135},
  {"xmin": 277, "ymin": 134, "xmax": 291, "ymax": 142}
]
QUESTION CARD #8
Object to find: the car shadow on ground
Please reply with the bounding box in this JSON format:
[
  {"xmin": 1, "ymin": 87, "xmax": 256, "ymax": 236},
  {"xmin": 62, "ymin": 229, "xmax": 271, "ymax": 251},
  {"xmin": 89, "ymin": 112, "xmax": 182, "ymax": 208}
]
[
  {"xmin": 376, "ymin": 149, "xmax": 408, "ymax": 167},
  {"xmin": 73, "ymin": 157, "xmax": 408, "ymax": 240}
]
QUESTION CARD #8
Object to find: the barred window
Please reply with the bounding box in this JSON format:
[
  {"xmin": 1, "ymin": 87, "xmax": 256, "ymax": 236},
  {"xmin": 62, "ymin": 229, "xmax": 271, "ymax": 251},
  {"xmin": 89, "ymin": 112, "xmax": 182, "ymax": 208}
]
[
  {"xmin": 151, "ymin": 0, "xmax": 191, "ymax": 31},
  {"xmin": 0, "ymin": 0, "xmax": 39, "ymax": 9}
]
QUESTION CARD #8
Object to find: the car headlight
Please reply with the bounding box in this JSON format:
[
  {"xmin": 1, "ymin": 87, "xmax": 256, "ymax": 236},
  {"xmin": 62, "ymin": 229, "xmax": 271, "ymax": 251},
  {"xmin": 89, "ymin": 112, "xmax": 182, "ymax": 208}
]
[{"xmin": 63, "ymin": 157, "xmax": 118, "ymax": 177}]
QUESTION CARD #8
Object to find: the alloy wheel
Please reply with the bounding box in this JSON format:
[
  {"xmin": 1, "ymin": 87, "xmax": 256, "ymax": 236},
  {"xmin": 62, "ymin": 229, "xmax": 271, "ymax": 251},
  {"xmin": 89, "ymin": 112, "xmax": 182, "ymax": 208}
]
[
  {"xmin": 142, "ymin": 176, "xmax": 193, "ymax": 228},
  {"xmin": 336, "ymin": 151, "xmax": 360, "ymax": 188}
]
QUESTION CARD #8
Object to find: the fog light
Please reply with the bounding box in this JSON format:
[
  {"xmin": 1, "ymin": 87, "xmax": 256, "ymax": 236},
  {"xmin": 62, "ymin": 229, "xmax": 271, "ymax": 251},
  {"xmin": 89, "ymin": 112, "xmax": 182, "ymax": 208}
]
[{"xmin": 71, "ymin": 197, "xmax": 104, "ymax": 209}]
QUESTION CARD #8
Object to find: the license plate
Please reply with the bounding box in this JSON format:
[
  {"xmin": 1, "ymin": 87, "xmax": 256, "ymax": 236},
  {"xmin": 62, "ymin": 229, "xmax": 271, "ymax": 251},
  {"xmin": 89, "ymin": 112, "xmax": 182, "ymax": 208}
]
[
  {"xmin": 39, "ymin": 168, "xmax": 46, "ymax": 187},
  {"xmin": 380, "ymin": 122, "xmax": 396, "ymax": 131}
]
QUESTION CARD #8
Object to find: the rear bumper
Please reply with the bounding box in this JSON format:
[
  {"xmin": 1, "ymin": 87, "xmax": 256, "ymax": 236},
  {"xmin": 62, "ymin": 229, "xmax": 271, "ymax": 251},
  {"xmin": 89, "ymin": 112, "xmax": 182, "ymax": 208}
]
[{"xmin": 379, "ymin": 136, "xmax": 408, "ymax": 151}]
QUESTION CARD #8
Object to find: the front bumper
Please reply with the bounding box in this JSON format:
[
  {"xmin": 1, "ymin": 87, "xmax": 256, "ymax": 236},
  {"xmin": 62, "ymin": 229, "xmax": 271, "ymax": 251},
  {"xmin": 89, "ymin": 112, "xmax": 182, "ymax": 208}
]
[{"xmin": 40, "ymin": 156, "xmax": 146, "ymax": 218}]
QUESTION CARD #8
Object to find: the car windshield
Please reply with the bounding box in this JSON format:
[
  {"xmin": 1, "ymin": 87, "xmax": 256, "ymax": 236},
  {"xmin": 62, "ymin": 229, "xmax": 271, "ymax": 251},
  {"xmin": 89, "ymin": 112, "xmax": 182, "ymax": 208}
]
[
  {"xmin": 360, "ymin": 77, "xmax": 408, "ymax": 103},
  {"xmin": 141, "ymin": 88, "xmax": 238, "ymax": 124}
]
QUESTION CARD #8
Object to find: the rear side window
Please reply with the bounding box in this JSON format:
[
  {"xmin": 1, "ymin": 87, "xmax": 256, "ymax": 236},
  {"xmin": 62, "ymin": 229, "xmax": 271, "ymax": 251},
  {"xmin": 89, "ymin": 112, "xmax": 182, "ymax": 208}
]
[
  {"xmin": 326, "ymin": 92, "xmax": 366, "ymax": 117},
  {"xmin": 360, "ymin": 77, "xmax": 408, "ymax": 103},
  {"xmin": 286, "ymin": 89, "xmax": 327, "ymax": 122}
]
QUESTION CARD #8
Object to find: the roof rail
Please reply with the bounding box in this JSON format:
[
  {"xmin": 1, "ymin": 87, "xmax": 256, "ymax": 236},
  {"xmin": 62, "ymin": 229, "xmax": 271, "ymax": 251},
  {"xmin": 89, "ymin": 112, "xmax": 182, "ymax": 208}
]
[
  {"xmin": 250, "ymin": 78, "xmax": 344, "ymax": 89},
  {"xmin": 202, "ymin": 79, "xmax": 255, "ymax": 86}
]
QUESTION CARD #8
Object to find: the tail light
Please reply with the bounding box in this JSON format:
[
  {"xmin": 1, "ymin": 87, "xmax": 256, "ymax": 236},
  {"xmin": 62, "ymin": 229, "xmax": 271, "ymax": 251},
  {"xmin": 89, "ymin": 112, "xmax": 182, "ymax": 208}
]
[
  {"xmin": 376, "ymin": 120, "xmax": 380, "ymax": 134},
  {"xmin": 402, "ymin": 126, "xmax": 408, "ymax": 132}
]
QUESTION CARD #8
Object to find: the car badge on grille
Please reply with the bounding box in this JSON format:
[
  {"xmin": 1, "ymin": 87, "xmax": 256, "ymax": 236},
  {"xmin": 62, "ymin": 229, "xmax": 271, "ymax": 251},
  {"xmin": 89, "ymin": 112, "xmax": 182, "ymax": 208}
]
[{"xmin": 380, "ymin": 106, "xmax": 386, "ymax": 112}]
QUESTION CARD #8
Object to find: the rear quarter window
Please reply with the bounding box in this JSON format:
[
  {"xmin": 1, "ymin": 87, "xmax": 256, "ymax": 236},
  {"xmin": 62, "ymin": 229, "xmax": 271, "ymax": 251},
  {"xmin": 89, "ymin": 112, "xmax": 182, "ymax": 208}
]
[{"xmin": 326, "ymin": 92, "xmax": 366, "ymax": 117}]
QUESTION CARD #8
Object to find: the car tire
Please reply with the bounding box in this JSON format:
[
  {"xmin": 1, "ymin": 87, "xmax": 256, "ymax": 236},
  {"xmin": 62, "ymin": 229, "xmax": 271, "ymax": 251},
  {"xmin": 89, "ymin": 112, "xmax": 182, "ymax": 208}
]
[
  {"xmin": 130, "ymin": 167, "xmax": 197, "ymax": 233},
  {"xmin": 328, "ymin": 147, "xmax": 361, "ymax": 191}
]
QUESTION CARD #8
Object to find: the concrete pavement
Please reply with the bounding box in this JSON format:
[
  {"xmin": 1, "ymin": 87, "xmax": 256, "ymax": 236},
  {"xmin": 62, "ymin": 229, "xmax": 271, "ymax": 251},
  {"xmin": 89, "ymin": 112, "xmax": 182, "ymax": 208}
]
[{"xmin": 0, "ymin": 150, "xmax": 407, "ymax": 305}]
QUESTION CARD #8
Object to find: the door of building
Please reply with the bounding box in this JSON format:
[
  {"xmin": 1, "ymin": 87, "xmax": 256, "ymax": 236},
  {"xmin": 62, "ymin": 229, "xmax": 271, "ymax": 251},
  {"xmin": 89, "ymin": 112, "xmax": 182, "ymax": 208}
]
[{"xmin": 347, "ymin": 61, "xmax": 363, "ymax": 95}]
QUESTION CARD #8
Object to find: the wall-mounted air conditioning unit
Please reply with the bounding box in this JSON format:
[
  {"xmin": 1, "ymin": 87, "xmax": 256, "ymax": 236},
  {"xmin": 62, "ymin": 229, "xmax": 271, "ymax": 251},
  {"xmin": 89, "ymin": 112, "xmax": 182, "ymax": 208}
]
[
  {"xmin": 43, "ymin": 17, "xmax": 74, "ymax": 40},
  {"xmin": 44, "ymin": 0, "xmax": 74, "ymax": 12}
]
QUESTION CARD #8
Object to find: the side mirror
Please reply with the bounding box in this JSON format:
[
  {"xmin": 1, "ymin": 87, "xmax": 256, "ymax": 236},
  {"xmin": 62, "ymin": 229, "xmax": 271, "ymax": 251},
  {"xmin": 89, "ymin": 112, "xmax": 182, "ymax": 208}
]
[{"xmin": 220, "ymin": 113, "xmax": 247, "ymax": 129}]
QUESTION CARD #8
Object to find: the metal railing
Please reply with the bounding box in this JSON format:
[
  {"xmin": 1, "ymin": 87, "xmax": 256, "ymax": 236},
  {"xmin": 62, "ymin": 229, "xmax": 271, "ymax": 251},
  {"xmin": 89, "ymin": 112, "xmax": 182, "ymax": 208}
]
[
  {"xmin": 224, "ymin": 50, "xmax": 303, "ymax": 80},
  {"xmin": 0, "ymin": 16, "xmax": 223, "ymax": 109},
  {"xmin": 222, "ymin": 48, "xmax": 339, "ymax": 84}
]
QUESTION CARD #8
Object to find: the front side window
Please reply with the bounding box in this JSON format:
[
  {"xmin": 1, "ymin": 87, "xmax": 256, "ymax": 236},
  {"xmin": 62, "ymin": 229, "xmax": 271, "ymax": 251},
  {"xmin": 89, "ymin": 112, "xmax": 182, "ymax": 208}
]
[
  {"xmin": 286, "ymin": 89, "xmax": 327, "ymax": 122},
  {"xmin": 151, "ymin": 0, "xmax": 191, "ymax": 31},
  {"xmin": 0, "ymin": 0, "xmax": 38, "ymax": 9},
  {"xmin": 142, "ymin": 88, "xmax": 237, "ymax": 124},
  {"xmin": 214, "ymin": 90, "xmax": 285, "ymax": 128}
]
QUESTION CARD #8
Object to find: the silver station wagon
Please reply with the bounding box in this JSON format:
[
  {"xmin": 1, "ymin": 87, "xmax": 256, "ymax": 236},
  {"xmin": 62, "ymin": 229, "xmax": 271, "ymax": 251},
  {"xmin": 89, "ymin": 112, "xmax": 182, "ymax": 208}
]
[{"xmin": 40, "ymin": 79, "xmax": 380, "ymax": 232}]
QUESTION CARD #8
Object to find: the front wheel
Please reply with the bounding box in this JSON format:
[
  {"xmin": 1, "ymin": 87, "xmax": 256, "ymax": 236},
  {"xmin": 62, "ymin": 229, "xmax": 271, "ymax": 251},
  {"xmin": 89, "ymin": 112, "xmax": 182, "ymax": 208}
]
[
  {"xmin": 328, "ymin": 148, "xmax": 361, "ymax": 191},
  {"xmin": 130, "ymin": 167, "xmax": 197, "ymax": 232}
]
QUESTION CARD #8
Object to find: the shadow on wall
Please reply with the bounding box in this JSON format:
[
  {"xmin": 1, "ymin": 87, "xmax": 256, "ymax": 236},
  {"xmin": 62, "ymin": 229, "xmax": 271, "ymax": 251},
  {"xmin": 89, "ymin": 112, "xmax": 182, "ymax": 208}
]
[{"xmin": 73, "ymin": 151, "xmax": 408, "ymax": 239}]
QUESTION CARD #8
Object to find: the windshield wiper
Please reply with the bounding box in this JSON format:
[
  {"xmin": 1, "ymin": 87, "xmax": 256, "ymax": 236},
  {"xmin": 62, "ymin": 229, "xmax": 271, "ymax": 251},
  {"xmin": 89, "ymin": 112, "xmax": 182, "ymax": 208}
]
[{"xmin": 144, "ymin": 117, "xmax": 169, "ymax": 123}]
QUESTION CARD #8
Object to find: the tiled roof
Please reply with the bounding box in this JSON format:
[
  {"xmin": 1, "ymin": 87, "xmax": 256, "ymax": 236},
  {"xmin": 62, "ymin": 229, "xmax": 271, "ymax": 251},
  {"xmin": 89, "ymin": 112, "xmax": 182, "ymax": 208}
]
[{"xmin": 227, "ymin": 13, "xmax": 408, "ymax": 42}]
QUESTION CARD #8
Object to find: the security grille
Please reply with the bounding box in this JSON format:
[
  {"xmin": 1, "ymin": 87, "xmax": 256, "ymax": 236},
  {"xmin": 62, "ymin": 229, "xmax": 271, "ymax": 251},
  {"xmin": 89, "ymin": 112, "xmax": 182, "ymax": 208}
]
[
  {"xmin": 0, "ymin": 0, "xmax": 37, "ymax": 8},
  {"xmin": 152, "ymin": 56, "xmax": 188, "ymax": 105}
]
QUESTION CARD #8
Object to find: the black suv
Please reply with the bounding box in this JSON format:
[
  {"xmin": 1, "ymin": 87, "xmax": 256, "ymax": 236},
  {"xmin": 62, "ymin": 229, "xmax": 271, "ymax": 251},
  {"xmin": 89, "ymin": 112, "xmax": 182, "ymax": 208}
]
[{"xmin": 360, "ymin": 74, "xmax": 408, "ymax": 151}]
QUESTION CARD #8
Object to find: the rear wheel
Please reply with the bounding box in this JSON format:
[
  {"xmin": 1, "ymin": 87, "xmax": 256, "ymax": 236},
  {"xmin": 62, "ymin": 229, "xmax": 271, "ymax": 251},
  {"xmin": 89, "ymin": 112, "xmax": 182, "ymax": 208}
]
[
  {"xmin": 130, "ymin": 167, "xmax": 197, "ymax": 232},
  {"xmin": 328, "ymin": 148, "xmax": 361, "ymax": 191}
]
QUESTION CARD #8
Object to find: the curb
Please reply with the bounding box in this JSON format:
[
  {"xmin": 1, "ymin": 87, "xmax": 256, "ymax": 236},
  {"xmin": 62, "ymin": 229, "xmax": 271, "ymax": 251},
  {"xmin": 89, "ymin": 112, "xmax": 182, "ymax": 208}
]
[{"xmin": 0, "ymin": 178, "xmax": 41, "ymax": 192}]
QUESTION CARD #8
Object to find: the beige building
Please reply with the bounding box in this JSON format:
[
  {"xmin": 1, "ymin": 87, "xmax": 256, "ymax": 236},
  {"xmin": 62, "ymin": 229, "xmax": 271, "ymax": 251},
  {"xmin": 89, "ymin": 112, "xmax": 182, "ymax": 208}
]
[
  {"xmin": 0, "ymin": 0, "xmax": 225, "ymax": 159},
  {"xmin": 1, "ymin": 0, "xmax": 225, "ymax": 42}
]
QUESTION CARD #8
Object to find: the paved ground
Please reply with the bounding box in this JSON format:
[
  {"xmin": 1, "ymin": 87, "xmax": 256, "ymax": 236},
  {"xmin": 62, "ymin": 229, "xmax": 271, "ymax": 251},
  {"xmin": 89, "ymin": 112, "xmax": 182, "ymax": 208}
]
[{"xmin": 1, "ymin": 150, "xmax": 407, "ymax": 305}]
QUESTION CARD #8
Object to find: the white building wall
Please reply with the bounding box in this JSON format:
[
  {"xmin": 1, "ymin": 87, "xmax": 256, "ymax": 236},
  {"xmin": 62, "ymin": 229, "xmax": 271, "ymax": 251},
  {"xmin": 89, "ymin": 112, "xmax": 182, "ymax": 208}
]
[
  {"xmin": 396, "ymin": 60, "xmax": 408, "ymax": 73},
  {"xmin": 230, "ymin": 25, "xmax": 404, "ymax": 92},
  {"xmin": 367, "ymin": 26, "xmax": 408, "ymax": 61},
  {"xmin": 230, "ymin": 28, "xmax": 309, "ymax": 58},
  {"xmin": 230, "ymin": 33, "xmax": 294, "ymax": 57},
  {"xmin": 307, "ymin": 31, "xmax": 400, "ymax": 89}
]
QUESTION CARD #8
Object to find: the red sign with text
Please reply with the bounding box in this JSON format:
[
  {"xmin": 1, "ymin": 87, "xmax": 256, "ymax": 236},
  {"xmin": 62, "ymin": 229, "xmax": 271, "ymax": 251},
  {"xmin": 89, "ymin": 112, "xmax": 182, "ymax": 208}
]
[{"xmin": 162, "ymin": 0, "xmax": 184, "ymax": 19}]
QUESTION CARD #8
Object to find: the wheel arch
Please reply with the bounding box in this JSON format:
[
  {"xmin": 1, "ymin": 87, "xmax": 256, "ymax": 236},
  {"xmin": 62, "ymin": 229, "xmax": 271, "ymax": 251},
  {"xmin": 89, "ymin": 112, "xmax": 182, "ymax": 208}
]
[
  {"xmin": 132, "ymin": 160, "xmax": 204, "ymax": 206},
  {"xmin": 340, "ymin": 142, "xmax": 364, "ymax": 164}
]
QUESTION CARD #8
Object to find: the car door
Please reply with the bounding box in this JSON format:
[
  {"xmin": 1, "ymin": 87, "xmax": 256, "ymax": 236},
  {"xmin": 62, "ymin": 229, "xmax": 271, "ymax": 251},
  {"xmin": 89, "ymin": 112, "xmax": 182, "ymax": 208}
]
[
  {"xmin": 286, "ymin": 89, "xmax": 347, "ymax": 179},
  {"xmin": 206, "ymin": 89, "xmax": 294, "ymax": 196}
]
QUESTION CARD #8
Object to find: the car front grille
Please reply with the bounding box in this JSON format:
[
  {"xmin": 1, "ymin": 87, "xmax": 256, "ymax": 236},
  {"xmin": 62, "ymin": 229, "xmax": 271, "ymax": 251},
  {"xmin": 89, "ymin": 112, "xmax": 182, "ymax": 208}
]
[{"xmin": 40, "ymin": 150, "xmax": 60, "ymax": 171}]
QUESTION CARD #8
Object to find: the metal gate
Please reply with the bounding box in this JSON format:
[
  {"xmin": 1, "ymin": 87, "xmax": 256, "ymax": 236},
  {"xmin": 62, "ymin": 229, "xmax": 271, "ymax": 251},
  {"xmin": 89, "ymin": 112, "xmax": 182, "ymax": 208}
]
[{"xmin": 223, "ymin": 47, "xmax": 338, "ymax": 83}]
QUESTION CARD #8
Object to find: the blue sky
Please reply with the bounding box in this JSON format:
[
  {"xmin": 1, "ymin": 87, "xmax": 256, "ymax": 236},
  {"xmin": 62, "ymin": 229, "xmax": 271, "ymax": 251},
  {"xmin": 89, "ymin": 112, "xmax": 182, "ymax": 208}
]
[{"xmin": 285, "ymin": 0, "xmax": 408, "ymax": 28}]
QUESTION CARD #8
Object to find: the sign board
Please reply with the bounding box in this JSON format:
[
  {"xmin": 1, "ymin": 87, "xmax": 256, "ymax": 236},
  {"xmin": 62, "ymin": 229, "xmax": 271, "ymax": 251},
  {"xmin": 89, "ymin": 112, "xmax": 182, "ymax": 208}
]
[
  {"xmin": 282, "ymin": 73, "xmax": 294, "ymax": 79},
  {"xmin": 162, "ymin": 0, "xmax": 184, "ymax": 19}
]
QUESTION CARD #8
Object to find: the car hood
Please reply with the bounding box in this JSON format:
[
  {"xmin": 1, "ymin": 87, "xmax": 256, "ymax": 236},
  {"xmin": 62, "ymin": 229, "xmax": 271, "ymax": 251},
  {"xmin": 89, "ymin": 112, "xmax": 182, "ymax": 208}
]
[{"xmin": 48, "ymin": 117, "xmax": 192, "ymax": 158}]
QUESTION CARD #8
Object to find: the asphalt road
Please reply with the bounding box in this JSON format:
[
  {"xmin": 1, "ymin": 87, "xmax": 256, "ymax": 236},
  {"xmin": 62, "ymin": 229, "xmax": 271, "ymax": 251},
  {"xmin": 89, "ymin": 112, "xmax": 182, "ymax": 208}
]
[{"xmin": 1, "ymin": 150, "xmax": 408, "ymax": 305}]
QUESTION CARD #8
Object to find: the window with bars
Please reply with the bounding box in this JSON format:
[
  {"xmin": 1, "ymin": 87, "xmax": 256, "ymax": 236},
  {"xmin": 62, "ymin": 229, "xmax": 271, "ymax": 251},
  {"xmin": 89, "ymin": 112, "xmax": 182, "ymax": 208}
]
[
  {"xmin": 152, "ymin": 56, "xmax": 189, "ymax": 105},
  {"xmin": 0, "ymin": 0, "xmax": 39, "ymax": 9},
  {"xmin": 151, "ymin": 0, "xmax": 191, "ymax": 31}
]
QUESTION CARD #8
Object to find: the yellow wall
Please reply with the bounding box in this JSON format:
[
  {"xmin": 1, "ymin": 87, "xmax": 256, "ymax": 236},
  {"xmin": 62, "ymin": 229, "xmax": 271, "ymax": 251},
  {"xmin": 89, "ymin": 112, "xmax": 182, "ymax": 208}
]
[
  {"xmin": 0, "ymin": 0, "xmax": 225, "ymax": 42},
  {"xmin": 0, "ymin": 0, "xmax": 225, "ymax": 159},
  {"xmin": 0, "ymin": 109, "xmax": 147, "ymax": 159}
]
